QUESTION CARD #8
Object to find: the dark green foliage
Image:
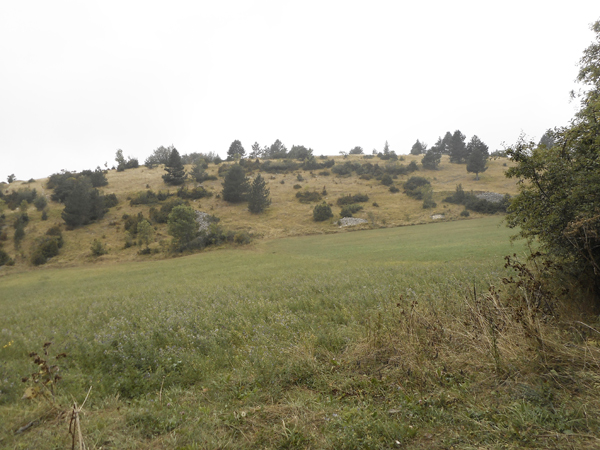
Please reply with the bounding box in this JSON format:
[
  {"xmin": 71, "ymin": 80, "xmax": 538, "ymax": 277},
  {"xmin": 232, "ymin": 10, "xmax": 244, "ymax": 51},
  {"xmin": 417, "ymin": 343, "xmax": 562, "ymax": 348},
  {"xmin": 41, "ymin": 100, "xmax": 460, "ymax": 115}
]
[
  {"xmin": 444, "ymin": 184, "xmax": 467, "ymax": 204},
  {"xmin": 313, "ymin": 203, "xmax": 333, "ymax": 221},
  {"xmin": 460, "ymin": 209, "xmax": 470, "ymax": 217},
  {"xmin": 410, "ymin": 140, "xmax": 426, "ymax": 155},
  {"xmin": 349, "ymin": 146, "xmax": 364, "ymax": 155},
  {"xmin": 104, "ymin": 193, "xmax": 119, "ymax": 208},
  {"xmin": 162, "ymin": 148, "xmax": 187, "ymax": 185},
  {"xmin": 296, "ymin": 190, "xmax": 322, "ymax": 203},
  {"xmin": 421, "ymin": 149, "xmax": 441, "ymax": 170},
  {"xmin": 336, "ymin": 193, "xmax": 369, "ymax": 206},
  {"xmin": 407, "ymin": 161, "xmax": 419, "ymax": 172},
  {"xmin": 116, "ymin": 150, "xmax": 139, "ymax": 171},
  {"xmin": 123, "ymin": 212, "xmax": 146, "ymax": 236},
  {"xmin": 145, "ymin": 145, "xmax": 173, "ymax": 168},
  {"xmin": 538, "ymin": 129, "xmax": 556, "ymax": 149},
  {"xmin": 4, "ymin": 188, "xmax": 37, "ymax": 210},
  {"xmin": 0, "ymin": 248, "xmax": 13, "ymax": 266},
  {"xmin": 248, "ymin": 174, "xmax": 271, "ymax": 214},
  {"xmin": 176, "ymin": 186, "xmax": 212, "ymax": 200},
  {"xmin": 260, "ymin": 160, "xmax": 300, "ymax": 173},
  {"xmin": 90, "ymin": 239, "xmax": 108, "ymax": 257},
  {"xmin": 149, "ymin": 198, "xmax": 188, "ymax": 223},
  {"xmin": 404, "ymin": 176, "xmax": 431, "ymax": 199},
  {"xmin": 293, "ymin": 184, "xmax": 302, "ymax": 189},
  {"xmin": 301, "ymin": 157, "xmax": 334, "ymax": 170},
  {"xmin": 13, "ymin": 223, "xmax": 25, "ymax": 248},
  {"xmin": 80, "ymin": 167, "xmax": 109, "ymax": 187},
  {"xmin": 505, "ymin": 20, "xmax": 600, "ymax": 293},
  {"xmin": 13, "ymin": 212, "xmax": 29, "ymax": 229},
  {"xmin": 265, "ymin": 139, "xmax": 288, "ymax": 159},
  {"xmin": 61, "ymin": 178, "xmax": 107, "ymax": 227},
  {"xmin": 318, "ymin": 171, "xmax": 330, "ymax": 176},
  {"xmin": 222, "ymin": 164, "xmax": 249, "ymax": 203},
  {"xmin": 130, "ymin": 190, "xmax": 159, "ymax": 206},
  {"xmin": 227, "ymin": 140, "xmax": 246, "ymax": 160},
  {"xmin": 167, "ymin": 205, "xmax": 198, "ymax": 250},
  {"xmin": 288, "ymin": 145, "xmax": 313, "ymax": 160},
  {"xmin": 389, "ymin": 185, "xmax": 400, "ymax": 193},
  {"xmin": 41, "ymin": 210, "xmax": 48, "ymax": 220},
  {"xmin": 448, "ymin": 130, "xmax": 467, "ymax": 163},
  {"xmin": 45, "ymin": 225, "xmax": 64, "ymax": 248},
  {"xmin": 422, "ymin": 195, "xmax": 437, "ymax": 209},
  {"xmin": 444, "ymin": 185, "xmax": 509, "ymax": 214},
  {"xmin": 7, "ymin": 174, "xmax": 15, "ymax": 183},
  {"xmin": 340, "ymin": 204, "xmax": 363, "ymax": 218},
  {"xmin": 31, "ymin": 236, "xmax": 61, "ymax": 265},
  {"xmin": 33, "ymin": 195, "xmax": 47, "ymax": 211},
  {"xmin": 466, "ymin": 139, "xmax": 489, "ymax": 180},
  {"xmin": 190, "ymin": 159, "xmax": 216, "ymax": 183},
  {"xmin": 381, "ymin": 174, "xmax": 393, "ymax": 186}
]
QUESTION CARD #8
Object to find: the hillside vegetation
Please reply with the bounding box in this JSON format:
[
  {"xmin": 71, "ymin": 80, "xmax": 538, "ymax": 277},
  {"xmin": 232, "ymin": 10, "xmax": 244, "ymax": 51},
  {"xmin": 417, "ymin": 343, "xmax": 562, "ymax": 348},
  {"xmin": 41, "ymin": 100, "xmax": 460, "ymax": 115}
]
[{"xmin": 0, "ymin": 154, "xmax": 515, "ymax": 272}]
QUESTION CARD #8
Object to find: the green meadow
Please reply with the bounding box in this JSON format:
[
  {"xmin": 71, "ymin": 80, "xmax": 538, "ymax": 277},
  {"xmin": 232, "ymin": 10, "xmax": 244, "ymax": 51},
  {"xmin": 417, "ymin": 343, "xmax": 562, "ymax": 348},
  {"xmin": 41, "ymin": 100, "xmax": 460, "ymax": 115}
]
[{"xmin": 2, "ymin": 217, "xmax": 599, "ymax": 449}]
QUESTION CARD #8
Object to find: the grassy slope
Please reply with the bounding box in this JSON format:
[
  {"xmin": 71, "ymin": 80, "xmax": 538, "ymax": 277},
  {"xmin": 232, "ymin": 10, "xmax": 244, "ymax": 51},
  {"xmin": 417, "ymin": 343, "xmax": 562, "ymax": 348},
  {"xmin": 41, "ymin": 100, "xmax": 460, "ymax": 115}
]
[
  {"xmin": 0, "ymin": 154, "xmax": 516, "ymax": 272},
  {"xmin": 2, "ymin": 217, "xmax": 599, "ymax": 449}
]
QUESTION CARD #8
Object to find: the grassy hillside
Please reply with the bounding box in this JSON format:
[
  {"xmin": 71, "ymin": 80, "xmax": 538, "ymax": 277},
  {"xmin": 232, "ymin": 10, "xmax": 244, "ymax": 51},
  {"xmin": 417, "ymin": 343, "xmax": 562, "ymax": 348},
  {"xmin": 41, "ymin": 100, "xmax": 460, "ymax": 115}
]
[
  {"xmin": 1, "ymin": 217, "xmax": 599, "ymax": 449},
  {"xmin": 0, "ymin": 154, "xmax": 516, "ymax": 272}
]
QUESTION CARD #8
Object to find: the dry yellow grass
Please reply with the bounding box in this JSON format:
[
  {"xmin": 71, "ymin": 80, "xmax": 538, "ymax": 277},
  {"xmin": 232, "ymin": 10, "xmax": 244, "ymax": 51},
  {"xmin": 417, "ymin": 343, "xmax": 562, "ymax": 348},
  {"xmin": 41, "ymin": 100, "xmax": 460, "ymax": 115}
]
[{"xmin": 0, "ymin": 154, "xmax": 517, "ymax": 271}]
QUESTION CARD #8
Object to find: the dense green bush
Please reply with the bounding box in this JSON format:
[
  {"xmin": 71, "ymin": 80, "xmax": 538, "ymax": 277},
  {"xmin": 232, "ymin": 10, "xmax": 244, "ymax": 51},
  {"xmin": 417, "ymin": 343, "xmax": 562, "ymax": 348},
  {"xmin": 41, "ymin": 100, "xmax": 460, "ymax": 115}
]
[
  {"xmin": 0, "ymin": 247, "xmax": 14, "ymax": 266},
  {"xmin": 176, "ymin": 186, "xmax": 212, "ymax": 200},
  {"xmin": 404, "ymin": 176, "xmax": 431, "ymax": 199},
  {"xmin": 336, "ymin": 193, "xmax": 369, "ymax": 206},
  {"xmin": 222, "ymin": 164, "xmax": 249, "ymax": 203},
  {"xmin": 4, "ymin": 188, "xmax": 37, "ymax": 210},
  {"xmin": 381, "ymin": 174, "xmax": 393, "ymax": 186},
  {"xmin": 296, "ymin": 190, "xmax": 322, "ymax": 203},
  {"xmin": 33, "ymin": 195, "xmax": 47, "ymax": 211},
  {"xmin": 90, "ymin": 239, "xmax": 108, "ymax": 257},
  {"xmin": 389, "ymin": 186, "xmax": 400, "ymax": 193},
  {"xmin": 130, "ymin": 190, "xmax": 159, "ymax": 206},
  {"xmin": 104, "ymin": 193, "xmax": 119, "ymax": 208},
  {"xmin": 340, "ymin": 204, "xmax": 363, "ymax": 218},
  {"xmin": 149, "ymin": 199, "xmax": 188, "ymax": 224},
  {"xmin": 313, "ymin": 203, "xmax": 333, "ymax": 221}
]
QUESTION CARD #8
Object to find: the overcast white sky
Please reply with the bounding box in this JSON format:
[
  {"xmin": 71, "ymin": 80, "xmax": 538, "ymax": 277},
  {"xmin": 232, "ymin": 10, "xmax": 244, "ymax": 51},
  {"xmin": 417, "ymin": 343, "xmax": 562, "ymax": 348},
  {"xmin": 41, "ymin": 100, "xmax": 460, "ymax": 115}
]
[{"xmin": 0, "ymin": 1, "xmax": 598, "ymax": 181}]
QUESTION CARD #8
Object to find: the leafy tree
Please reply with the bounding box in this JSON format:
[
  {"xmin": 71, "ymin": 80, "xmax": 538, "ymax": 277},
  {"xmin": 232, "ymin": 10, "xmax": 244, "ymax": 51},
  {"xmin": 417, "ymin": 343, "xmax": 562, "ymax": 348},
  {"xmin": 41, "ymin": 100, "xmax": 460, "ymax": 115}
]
[
  {"xmin": 410, "ymin": 140, "xmax": 426, "ymax": 155},
  {"xmin": 145, "ymin": 145, "xmax": 173, "ymax": 168},
  {"xmin": 466, "ymin": 135, "xmax": 489, "ymax": 179},
  {"xmin": 349, "ymin": 146, "xmax": 364, "ymax": 155},
  {"xmin": 249, "ymin": 142, "xmax": 262, "ymax": 159},
  {"xmin": 136, "ymin": 219, "xmax": 154, "ymax": 248},
  {"xmin": 167, "ymin": 205, "xmax": 198, "ymax": 250},
  {"xmin": 115, "ymin": 149, "xmax": 126, "ymax": 168},
  {"xmin": 227, "ymin": 140, "xmax": 246, "ymax": 160},
  {"xmin": 162, "ymin": 148, "xmax": 187, "ymax": 185},
  {"xmin": 448, "ymin": 130, "xmax": 467, "ymax": 163},
  {"xmin": 506, "ymin": 19, "xmax": 600, "ymax": 294},
  {"xmin": 7, "ymin": 174, "xmax": 15, "ymax": 183},
  {"xmin": 221, "ymin": 164, "xmax": 249, "ymax": 203},
  {"xmin": 287, "ymin": 145, "xmax": 313, "ymax": 160},
  {"xmin": 248, "ymin": 174, "xmax": 271, "ymax": 214}
]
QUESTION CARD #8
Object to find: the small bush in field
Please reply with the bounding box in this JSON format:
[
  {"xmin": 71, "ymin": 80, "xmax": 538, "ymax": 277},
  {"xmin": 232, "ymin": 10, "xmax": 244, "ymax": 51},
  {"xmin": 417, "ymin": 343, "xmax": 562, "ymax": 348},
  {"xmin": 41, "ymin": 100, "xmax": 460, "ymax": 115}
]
[
  {"xmin": 389, "ymin": 186, "xmax": 400, "ymax": 193},
  {"xmin": 293, "ymin": 184, "xmax": 302, "ymax": 189},
  {"xmin": 340, "ymin": 204, "xmax": 363, "ymax": 218},
  {"xmin": 296, "ymin": 190, "xmax": 322, "ymax": 203},
  {"xmin": 90, "ymin": 239, "xmax": 108, "ymax": 257},
  {"xmin": 313, "ymin": 203, "xmax": 333, "ymax": 221},
  {"xmin": 460, "ymin": 209, "xmax": 470, "ymax": 217},
  {"xmin": 381, "ymin": 174, "xmax": 393, "ymax": 186},
  {"xmin": 336, "ymin": 193, "xmax": 369, "ymax": 206}
]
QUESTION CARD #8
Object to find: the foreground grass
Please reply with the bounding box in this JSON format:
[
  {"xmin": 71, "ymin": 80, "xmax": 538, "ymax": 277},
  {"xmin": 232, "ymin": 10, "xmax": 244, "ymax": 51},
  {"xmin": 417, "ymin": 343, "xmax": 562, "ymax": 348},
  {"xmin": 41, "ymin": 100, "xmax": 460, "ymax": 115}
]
[{"xmin": 1, "ymin": 217, "xmax": 599, "ymax": 449}]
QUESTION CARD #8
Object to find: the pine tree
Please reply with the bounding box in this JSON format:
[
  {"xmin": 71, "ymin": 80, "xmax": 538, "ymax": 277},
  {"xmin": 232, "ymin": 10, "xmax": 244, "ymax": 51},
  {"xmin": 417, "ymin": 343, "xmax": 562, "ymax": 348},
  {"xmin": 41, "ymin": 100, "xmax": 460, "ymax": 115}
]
[
  {"xmin": 162, "ymin": 148, "xmax": 187, "ymax": 185},
  {"xmin": 448, "ymin": 130, "xmax": 467, "ymax": 163},
  {"xmin": 466, "ymin": 146, "xmax": 488, "ymax": 180},
  {"xmin": 222, "ymin": 164, "xmax": 249, "ymax": 203},
  {"xmin": 227, "ymin": 140, "xmax": 246, "ymax": 160},
  {"xmin": 248, "ymin": 174, "xmax": 271, "ymax": 214},
  {"xmin": 410, "ymin": 140, "xmax": 426, "ymax": 155}
]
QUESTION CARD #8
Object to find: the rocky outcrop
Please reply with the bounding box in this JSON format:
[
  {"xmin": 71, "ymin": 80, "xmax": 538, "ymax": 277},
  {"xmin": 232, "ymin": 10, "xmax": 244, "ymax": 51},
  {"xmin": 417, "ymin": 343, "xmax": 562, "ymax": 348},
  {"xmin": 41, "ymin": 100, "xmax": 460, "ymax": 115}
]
[{"xmin": 339, "ymin": 217, "xmax": 368, "ymax": 227}]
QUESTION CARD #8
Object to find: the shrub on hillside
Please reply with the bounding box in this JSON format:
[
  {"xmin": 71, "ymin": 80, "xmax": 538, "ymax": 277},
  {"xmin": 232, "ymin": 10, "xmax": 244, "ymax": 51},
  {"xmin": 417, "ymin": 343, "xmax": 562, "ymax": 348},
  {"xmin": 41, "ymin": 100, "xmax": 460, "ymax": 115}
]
[
  {"xmin": 340, "ymin": 204, "xmax": 363, "ymax": 218},
  {"xmin": 177, "ymin": 186, "xmax": 212, "ymax": 200},
  {"xmin": 4, "ymin": 188, "xmax": 37, "ymax": 210},
  {"xmin": 33, "ymin": 195, "xmax": 47, "ymax": 211},
  {"xmin": 313, "ymin": 203, "xmax": 333, "ymax": 221},
  {"xmin": 0, "ymin": 248, "xmax": 14, "ymax": 266},
  {"xmin": 296, "ymin": 190, "xmax": 322, "ymax": 203},
  {"xmin": 404, "ymin": 176, "xmax": 431, "ymax": 199},
  {"xmin": 150, "ymin": 198, "xmax": 188, "ymax": 223},
  {"xmin": 389, "ymin": 186, "xmax": 400, "ymax": 193},
  {"xmin": 381, "ymin": 174, "xmax": 393, "ymax": 186},
  {"xmin": 336, "ymin": 193, "xmax": 369, "ymax": 206},
  {"xmin": 130, "ymin": 190, "xmax": 159, "ymax": 206},
  {"xmin": 104, "ymin": 193, "xmax": 119, "ymax": 208},
  {"xmin": 90, "ymin": 239, "xmax": 108, "ymax": 257}
]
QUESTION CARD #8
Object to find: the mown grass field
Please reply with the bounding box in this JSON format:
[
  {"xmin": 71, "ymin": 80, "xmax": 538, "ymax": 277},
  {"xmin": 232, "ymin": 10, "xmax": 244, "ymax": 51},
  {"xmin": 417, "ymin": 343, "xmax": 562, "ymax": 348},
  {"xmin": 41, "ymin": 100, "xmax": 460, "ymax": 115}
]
[{"xmin": 2, "ymin": 217, "xmax": 600, "ymax": 449}]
